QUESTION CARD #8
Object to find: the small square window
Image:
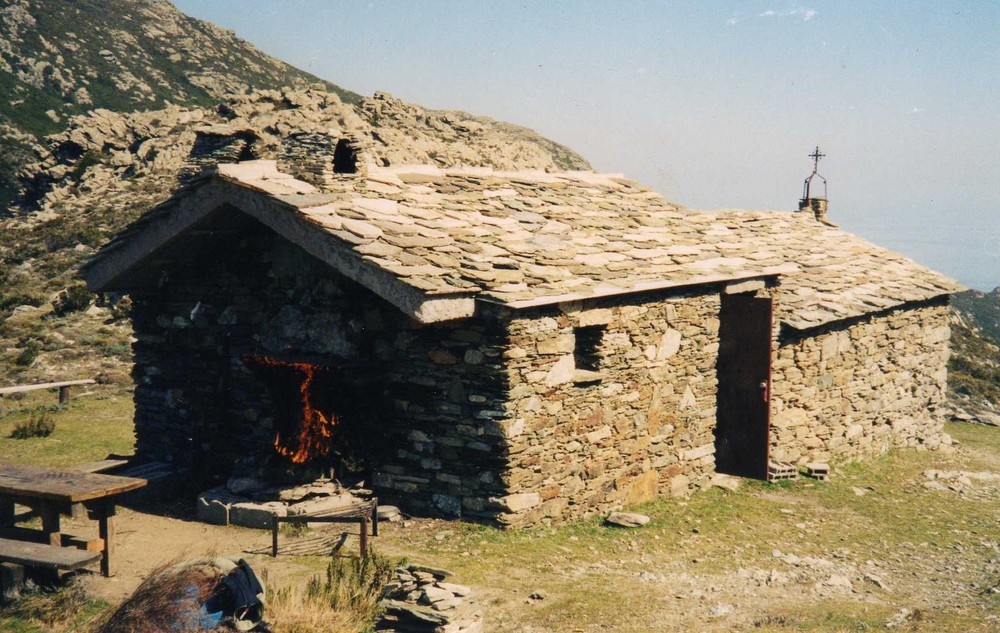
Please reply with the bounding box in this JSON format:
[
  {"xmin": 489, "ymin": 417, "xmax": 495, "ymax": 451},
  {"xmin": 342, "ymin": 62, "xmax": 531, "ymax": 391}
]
[{"xmin": 574, "ymin": 325, "xmax": 605, "ymax": 373}]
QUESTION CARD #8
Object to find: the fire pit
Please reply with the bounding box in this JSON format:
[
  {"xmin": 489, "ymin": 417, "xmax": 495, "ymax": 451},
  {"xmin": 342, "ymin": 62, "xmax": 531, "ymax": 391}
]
[{"xmin": 195, "ymin": 354, "xmax": 375, "ymax": 528}]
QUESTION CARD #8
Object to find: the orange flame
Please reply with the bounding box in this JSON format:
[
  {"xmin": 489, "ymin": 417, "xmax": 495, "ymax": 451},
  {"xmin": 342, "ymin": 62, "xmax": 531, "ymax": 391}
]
[{"xmin": 248, "ymin": 356, "xmax": 336, "ymax": 464}]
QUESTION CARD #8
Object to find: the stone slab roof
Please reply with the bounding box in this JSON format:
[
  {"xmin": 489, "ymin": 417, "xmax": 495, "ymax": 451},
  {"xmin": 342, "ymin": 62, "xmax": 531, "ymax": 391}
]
[{"xmin": 86, "ymin": 160, "xmax": 962, "ymax": 329}]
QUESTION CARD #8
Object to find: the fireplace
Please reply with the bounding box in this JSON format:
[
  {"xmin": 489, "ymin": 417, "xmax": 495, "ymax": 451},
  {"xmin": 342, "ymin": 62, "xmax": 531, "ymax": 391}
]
[
  {"xmin": 121, "ymin": 207, "xmax": 510, "ymax": 523},
  {"xmin": 243, "ymin": 356, "xmax": 338, "ymax": 466}
]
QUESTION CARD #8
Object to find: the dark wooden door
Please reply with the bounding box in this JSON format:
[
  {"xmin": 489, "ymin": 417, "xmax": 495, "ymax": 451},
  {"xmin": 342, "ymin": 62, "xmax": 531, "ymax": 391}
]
[{"xmin": 714, "ymin": 293, "xmax": 773, "ymax": 479}]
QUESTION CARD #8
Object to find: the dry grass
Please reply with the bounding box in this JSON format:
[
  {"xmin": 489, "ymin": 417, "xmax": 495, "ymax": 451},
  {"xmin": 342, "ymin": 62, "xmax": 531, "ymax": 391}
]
[
  {"xmin": 95, "ymin": 562, "xmax": 221, "ymax": 633},
  {"xmin": 0, "ymin": 581, "xmax": 107, "ymax": 633},
  {"xmin": 264, "ymin": 553, "xmax": 401, "ymax": 633},
  {"xmin": 3, "ymin": 582, "xmax": 89, "ymax": 628}
]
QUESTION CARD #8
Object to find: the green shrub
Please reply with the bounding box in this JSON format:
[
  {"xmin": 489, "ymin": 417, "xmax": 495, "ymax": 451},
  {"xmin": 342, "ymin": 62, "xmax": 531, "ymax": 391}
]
[
  {"xmin": 71, "ymin": 149, "xmax": 102, "ymax": 181},
  {"xmin": 14, "ymin": 340, "xmax": 40, "ymax": 366},
  {"xmin": 312, "ymin": 552, "xmax": 399, "ymax": 612},
  {"xmin": 100, "ymin": 343, "xmax": 131, "ymax": 358},
  {"xmin": 10, "ymin": 411, "xmax": 56, "ymax": 439},
  {"xmin": 110, "ymin": 294, "xmax": 132, "ymax": 321},
  {"xmin": 0, "ymin": 292, "xmax": 44, "ymax": 312},
  {"xmin": 51, "ymin": 284, "xmax": 93, "ymax": 316}
]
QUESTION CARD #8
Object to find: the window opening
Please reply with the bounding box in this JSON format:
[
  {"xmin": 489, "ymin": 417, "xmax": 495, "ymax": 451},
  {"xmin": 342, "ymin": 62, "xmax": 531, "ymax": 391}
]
[{"xmin": 574, "ymin": 325, "xmax": 605, "ymax": 373}]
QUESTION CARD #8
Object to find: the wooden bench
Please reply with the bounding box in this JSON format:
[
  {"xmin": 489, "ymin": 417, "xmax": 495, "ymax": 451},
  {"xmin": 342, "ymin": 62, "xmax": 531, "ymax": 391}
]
[
  {"xmin": 272, "ymin": 497, "xmax": 378, "ymax": 559},
  {"xmin": 0, "ymin": 537, "xmax": 102, "ymax": 571},
  {"xmin": 0, "ymin": 379, "xmax": 96, "ymax": 415}
]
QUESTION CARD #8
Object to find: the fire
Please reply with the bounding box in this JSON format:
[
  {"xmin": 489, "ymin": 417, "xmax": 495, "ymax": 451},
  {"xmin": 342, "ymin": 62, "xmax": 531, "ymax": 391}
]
[{"xmin": 246, "ymin": 356, "xmax": 336, "ymax": 464}]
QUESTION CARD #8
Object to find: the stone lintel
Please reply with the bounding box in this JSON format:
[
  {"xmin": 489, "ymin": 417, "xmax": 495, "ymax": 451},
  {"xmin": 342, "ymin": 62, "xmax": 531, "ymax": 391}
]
[{"xmin": 723, "ymin": 278, "xmax": 767, "ymax": 295}]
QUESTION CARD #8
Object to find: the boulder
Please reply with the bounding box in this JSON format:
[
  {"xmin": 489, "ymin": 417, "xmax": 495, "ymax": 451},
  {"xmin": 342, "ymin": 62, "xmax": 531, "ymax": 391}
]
[{"xmin": 605, "ymin": 512, "xmax": 650, "ymax": 528}]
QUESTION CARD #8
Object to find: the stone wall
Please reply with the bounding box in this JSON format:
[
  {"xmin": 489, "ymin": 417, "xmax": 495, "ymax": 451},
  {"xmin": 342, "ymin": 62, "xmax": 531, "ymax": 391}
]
[
  {"xmin": 769, "ymin": 299, "xmax": 952, "ymax": 466},
  {"xmin": 127, "ymin": 208, "xmax": 954, "ymax": 526},
  {"xmin": 129, "ymin": 211, "xmax": 510, "ymax": 519},
  {"xmin": 496, "ymin": 288, "xmax": 722, "ymax": 526}
]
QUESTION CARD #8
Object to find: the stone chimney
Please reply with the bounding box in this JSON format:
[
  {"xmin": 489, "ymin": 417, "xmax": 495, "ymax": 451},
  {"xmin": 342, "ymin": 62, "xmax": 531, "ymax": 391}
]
[
  {"xmin": 798, "ymin": 146, "xmax": 836, "ymax": 225},
  {"xmin": 278, "ymin": 132, "xmax": 368, "ymax": 187},
  {"xmin": 798, "ymin": 196, "xmax": 829, "ymax": 220}
]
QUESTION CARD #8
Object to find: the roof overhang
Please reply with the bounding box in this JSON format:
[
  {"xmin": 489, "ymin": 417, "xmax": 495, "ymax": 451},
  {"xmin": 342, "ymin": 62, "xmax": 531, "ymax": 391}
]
[
  {"xmin": 480, "ymin": 271, "xmax": 785, "ymax": 310},
  {"xmin": 85, "ymin": 173, "xmax": 477, "ymax": 324}
]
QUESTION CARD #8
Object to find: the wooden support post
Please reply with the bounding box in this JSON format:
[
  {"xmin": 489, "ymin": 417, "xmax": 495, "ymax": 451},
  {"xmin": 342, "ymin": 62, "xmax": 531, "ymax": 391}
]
[
  {"xmin": 39, "ymin": 504, "xmax": 61, "ymax": 547},
  {"xmin": 371, "ymin": 497, "xmax": 378, "ymax": 537},
  {"xmin": 271, "ymin": 515, "xmax": 279, "ymax": 558},
  {"xmin": 97, "ymin": 500, "xmax": 116, "ymax": 577},
  {"xmin": 58, "ymin": 386, "xmax": 70, "ymax": 405},
  {"xmin": 0, "ymin": 499, "xmax": 13, "ymax": 528},
  {"xmin": 359, "ymin": 515, "xmax": 368, "ymax": 558}
]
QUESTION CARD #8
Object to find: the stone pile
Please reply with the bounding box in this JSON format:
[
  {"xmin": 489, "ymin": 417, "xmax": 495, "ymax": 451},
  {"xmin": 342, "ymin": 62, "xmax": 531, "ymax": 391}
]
[
  {"xmin": 376, "ymin": 565, "xmax": 482, "ymax": 633},
  {"xmin": 922, "ymin": 469, "xmax": 1000, "ymax": 501},
  {"xmin": 196, "ymin": 475, "xmax": 369, "ymax": 528},
  {"xmin": 942, "ymin": 407, "xmax": 1000, "ymax": 427}
]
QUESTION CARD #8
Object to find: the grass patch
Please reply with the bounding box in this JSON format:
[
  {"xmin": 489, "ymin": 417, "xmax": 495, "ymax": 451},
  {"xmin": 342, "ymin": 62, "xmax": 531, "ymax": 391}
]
[
  {"xmin": 372, "ymin": 423, "xmax": 1000, "ymax": 632},
  {"xmin": 0, "ymin": 393, "xmax": 134, "ymax": 467},
  {"xmin": 50, "ymin": 284, "xmax": 94, "ymax": 318}
]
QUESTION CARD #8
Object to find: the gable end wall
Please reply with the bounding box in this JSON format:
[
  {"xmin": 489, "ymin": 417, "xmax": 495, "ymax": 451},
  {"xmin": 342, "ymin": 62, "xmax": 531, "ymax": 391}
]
[{"xmin": 770, "ymin": 298, "xmax": 952, "ymax": 465}]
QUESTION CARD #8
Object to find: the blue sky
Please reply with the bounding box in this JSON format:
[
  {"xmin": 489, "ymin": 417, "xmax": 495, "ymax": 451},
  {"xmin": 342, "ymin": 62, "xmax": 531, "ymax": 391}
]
[{"xmin": 174, "ymin": 1, "xmax": 1000, "ymax": 290}]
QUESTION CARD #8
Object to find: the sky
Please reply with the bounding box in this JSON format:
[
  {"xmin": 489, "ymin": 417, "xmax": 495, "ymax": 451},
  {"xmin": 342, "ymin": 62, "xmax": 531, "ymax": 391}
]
[{"xmin": 173, "ymin": 0, "xmax": 1000, "ymax": 291}]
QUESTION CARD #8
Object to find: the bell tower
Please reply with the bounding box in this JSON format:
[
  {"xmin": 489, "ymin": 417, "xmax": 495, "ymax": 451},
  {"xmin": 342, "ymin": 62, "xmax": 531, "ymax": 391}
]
[{"xmin": 798, "ymin": 146, "xmax": 831, "ymax": 223}]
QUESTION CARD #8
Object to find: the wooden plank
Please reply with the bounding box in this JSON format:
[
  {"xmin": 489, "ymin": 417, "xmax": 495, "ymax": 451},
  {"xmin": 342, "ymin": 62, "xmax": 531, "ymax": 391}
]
[
  {"xmin": 0, "ymin": 526, "xmax": 47, "ymax": 543},
  {"xmin": 69, "ymin": 459, "xmax": 130, "ymax": 474},
  {"xmin": 0, "ymin": 463, "xmax": 146, "ymax": 504},
  {"xmin": 63, "ymin": 534, "xmax": 105, "ymax": 552},
  {"xmin": 0, "ymin": 498, "xmax": 13, "ymax": 527},
  {"xmin": 0, "ymin": 527, "xmax": 103, "ymax": 552},
  {"xmin": 0, "ymin": 537, "xmax": 101, "ymax": 570},
  {"xmin": 0, "ymin": 380, "xmax": 96, "ymax": 396}
]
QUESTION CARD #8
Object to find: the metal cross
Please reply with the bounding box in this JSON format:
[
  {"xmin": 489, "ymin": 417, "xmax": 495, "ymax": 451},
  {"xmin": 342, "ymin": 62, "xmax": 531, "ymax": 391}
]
[{"xmin": 809, "ymin": 146, "xmax": 825, "ymax": 173}]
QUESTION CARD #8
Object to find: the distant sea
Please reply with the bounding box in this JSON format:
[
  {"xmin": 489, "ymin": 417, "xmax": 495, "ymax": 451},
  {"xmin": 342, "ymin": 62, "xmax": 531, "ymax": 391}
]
[{"xmin": 838, "ymin": 215, "xmax": 999, "ymax": 293}]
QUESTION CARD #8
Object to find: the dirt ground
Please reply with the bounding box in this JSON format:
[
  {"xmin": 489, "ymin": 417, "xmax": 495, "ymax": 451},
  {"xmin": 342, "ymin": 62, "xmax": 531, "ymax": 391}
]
[{"xmin": 63, "ymin": 421, "xmax": 999, "ymax": 633}]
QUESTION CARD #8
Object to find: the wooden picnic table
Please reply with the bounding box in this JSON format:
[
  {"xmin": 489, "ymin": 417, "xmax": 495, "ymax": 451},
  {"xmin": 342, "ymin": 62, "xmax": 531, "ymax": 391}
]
[{"xmin": 0, "ymin": 463, "xmax": 146, "ymax": 577}]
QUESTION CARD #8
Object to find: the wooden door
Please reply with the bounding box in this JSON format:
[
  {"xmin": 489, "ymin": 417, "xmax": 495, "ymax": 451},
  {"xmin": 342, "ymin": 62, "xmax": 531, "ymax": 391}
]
[{"xmin": 714, "ymin": 293, "xmax": 773, "ymax": 479}]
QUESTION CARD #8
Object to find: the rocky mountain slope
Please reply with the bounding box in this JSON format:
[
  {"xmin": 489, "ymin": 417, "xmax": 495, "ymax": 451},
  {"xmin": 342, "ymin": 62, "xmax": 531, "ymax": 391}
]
[
  {"xmin": 949, "ymin": 288, "xmax": 1000, "ymax": 416},
  {"xmin": 954, "ymin": 287, "xmax": 1000, "ymax": 345},
  {"xmin": 0, "ymin": 0, "xmax": 590, "ymax": 385},
  {"xmin": 0, "ymin": 0, "xmax": 361, "ymax": 210}
]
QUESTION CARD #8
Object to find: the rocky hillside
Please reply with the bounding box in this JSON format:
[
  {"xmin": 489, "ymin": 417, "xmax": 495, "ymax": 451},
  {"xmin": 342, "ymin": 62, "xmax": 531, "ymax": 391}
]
[
  {"xmin": 949, "ymin": 288, "xmax": 1000, "ymax": 418},
  {"xmin": 0, "ymin": 85, "xmax": 589, "ymax": 312},
  {"xmin": 954, "ymin": 287, "xmax": 1000, "ymax": 345},
  {"xmin": 0, "ymin": 0, "xmax": 360, "ymax": 209}
]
